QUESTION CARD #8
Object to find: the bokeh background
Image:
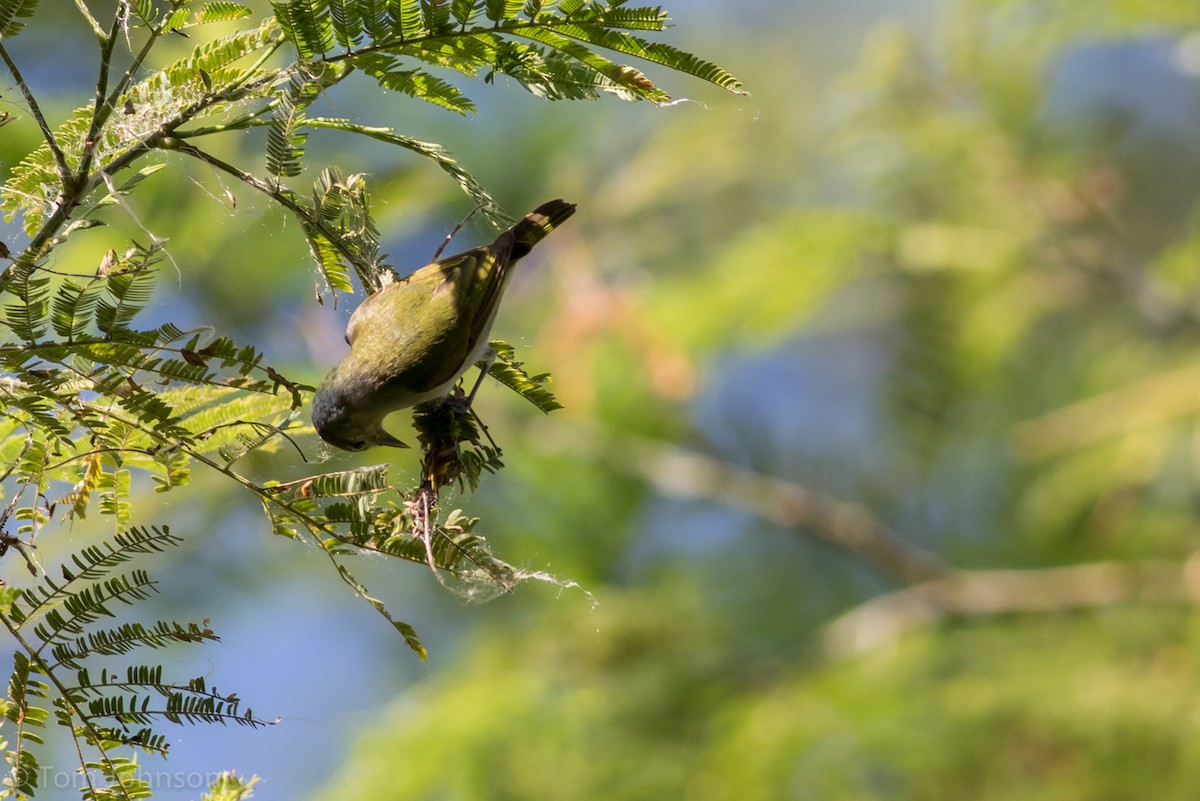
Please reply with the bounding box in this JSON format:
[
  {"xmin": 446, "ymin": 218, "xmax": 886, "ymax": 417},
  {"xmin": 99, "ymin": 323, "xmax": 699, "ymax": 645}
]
[{"xmin": 6, "ymin": 1, "xmax": 1200, "ymax": 798}]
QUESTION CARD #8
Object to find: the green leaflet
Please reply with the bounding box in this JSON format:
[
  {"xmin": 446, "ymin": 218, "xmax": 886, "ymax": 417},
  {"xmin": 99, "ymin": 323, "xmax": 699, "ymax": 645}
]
[
  {"xmin": 2, "ymin": 525, "xmax": 271, "ymax": 792},
  {"xmin": 305, "ymin": 118, "xmax": 502, "ymax": 225},
  {"xmin": 0, "ymin": 0, "xmax": 39, "ymax": 38},
  {"xmin": 488, "ymin": 339, "xmax": 564, "ymax": 413}
]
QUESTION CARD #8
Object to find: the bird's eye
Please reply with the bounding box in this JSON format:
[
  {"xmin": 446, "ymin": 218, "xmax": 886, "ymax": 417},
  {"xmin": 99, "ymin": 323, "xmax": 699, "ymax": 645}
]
[{"xmin": 350, "ymin": 440, "xmax": 367, "ymax": 451}]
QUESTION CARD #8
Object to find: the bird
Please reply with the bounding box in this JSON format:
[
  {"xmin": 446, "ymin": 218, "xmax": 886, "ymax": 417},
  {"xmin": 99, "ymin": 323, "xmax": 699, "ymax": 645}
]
[{"xmin": 312, "ymin": 199, "xmax": 576, "ymax": 451}]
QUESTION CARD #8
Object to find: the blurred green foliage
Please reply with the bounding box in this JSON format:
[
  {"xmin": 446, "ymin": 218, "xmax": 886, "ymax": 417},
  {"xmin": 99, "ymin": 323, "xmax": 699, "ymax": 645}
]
[
  {"xmin": 328, "ymin": 598, "xmax": 1200, "ymax": 801},
  {"xmin": 306, "ymin": 1, "xmax": 1200, "ymax": 799},
  {"xmin": 6, "ymin": 0, "xmax": 1200, "ymax": 798}
]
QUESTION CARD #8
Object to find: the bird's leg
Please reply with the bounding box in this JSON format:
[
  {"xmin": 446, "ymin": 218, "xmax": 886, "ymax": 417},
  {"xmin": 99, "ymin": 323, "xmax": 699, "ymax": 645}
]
[
  {"xmin": 458, "ymin": 348, "xmax": 502, "ymax": 453},
  {"xmin": 464, "ymin": 347, "xmax": 498, "ymax": 407}
]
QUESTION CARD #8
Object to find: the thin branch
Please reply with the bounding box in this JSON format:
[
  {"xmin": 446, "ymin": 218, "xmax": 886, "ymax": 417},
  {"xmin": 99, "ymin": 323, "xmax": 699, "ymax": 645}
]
[
  {"xmin": 82, "ymin": 9, "xmax": 126, "ymax": 179},
  {"xmin": 44, "ymin": 447, "xmax": 160, "ymax": 473},
  {"xmin": 0, "ymin": 43, "xmax": 71, "ymax": 184},
  {"xmin": 72, "ymin": 0, "xmax": 106, "ymax": 38},
  {"xmin": 195, "ymin": 420, "xmax": 309, "ymax": 462},
  {"xmin": 171, "ymin": 141, "xmax": 380, "ymax": 291},
  {"xmin": 173, "ymin": 105, "xmax": 280, "ymax": 138},
  {"xmin": 103, "ymin": 22, "xmax": 162, "ymax": 118},
  {"xmin": 532, "ymin": 420, "xmax": 951, "ymax": 585}
]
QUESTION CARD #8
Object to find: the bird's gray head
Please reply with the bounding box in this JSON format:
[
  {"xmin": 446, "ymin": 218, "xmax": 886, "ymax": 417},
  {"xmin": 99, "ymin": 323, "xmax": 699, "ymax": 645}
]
[{"xmin": 312, "ymin": 373, "xmax": 408, "ymax": 451}]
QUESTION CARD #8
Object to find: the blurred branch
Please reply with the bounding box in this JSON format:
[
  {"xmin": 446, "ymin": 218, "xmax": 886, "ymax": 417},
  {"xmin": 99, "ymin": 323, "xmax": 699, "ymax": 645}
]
[
  {"xmin": 534, "ymin": 421, "xmax": 1200, "ymax": 662},
  {"xmin": 821, "ymin": 557, "xmax": 1200, "ymax": 659},
  {"xmin": 1010, "ymin": 364, "xmax": 1200, "ymax": 461},
  {"xmin": 532, "ymin": 420, "xmax": 951, "ymax": 585}
]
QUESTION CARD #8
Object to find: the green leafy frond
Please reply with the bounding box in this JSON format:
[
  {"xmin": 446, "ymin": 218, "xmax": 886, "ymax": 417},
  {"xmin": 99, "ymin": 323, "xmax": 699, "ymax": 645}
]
[
  {"xmin": 96, "ymin": 466, "xmax": 134, "ymax": 527},
  {"xmin": 111, "ymin": 21, "xmax": 283, "ymax": 170},
  {"xmin": 259, "ymin": 459, "xmax": 509, "ymax": 581},
  {"xmin": 9, "ymin": 526, "xmax": 181, "ymax": 623},
  {"xmin": 554, "ymin": 0, "xmax": 583, "ymax": 17},
  {"xmin": 50, "ymin": 620, "xmax": 220, "ymax": 669},
  {"xmin": 451, "ymin": 0, "xmax": 480, "ymax": 26},
  {"xmin": 422, "ymin": 0, "xmax": 452, "ymax": 33},
  {"xmin": 399, "ymin": 29, "xmax": 500, "ymax": 75},
  {"xmin": 164, "ymin": 5, "xmax": 194, "ymax": 32},
  {"xmin": 50, "ymin": 278, "xmax": 105, "ymax": 341},
  {"xmin": 358, "ymin": 53, "xmax": 477, "ymax": 113},
  {"xmin": 201, "ymin": 773, "xmax": 261, "ymax": 801},
  {"xmin": 0, "ymin": 338, "xmax": 302, "ymax": 462},
  {"xmin": 156, "ymin": 18, "xmax": 282, "ymax": 87},
  {"xmin": 195, "ymin": 2, "xmax": 254, "ymax": 24},
  {"xmin": 126, "ymin": 0, "xmax": 158, "ymax": 25},
  {"xmin": 70, "ymin": 668, "xmax": 270, "ymax": 729},
  {"xmin": 584, "ymin": 4, "xmax": 670, "ymax": 31},
  {"xmin": 165, "ymin": 2, "xmax": 254, "ymax": 30},
  {"xmin": 1, "ymin": 257, "xmax": 51, "ymax": 342},
  {"xmin": 359, "ymin": 0, "xmax": 391, "ymax": 41},
  {"xmin": 4, "ymin": 651, "xmax": 49, "ymax": 798},
  {"xmin": 31, "ymin": 571, "xmax": 162, "ymax": 647},
  {"xmin": 0, "ymin": 0, "xmax": 39, "ymax": 38},
  {"xmin": 78, "ymin": 753, "xmax": 153, "ymax": 798},
  {"xmin": 266, "ymin": 78, "xmax": 317, "ymax": 179},
  {"xmin": 536, "ymin": 21, "xmax": 745, "ymax": 95},
  {"xmin": 302, "ymin": 166, "xmax": 384, "ymax": 293},
  {"xmin": 305, "ymin": 222, "xmax": 355, "ymax": 294},
  {"xmin": 487, "ymin": 339, "xmax": 564, "ymax": 412},
  {"xmin": 484, "ymin": 0, "xmax": 522, "ymax": 22},
  {"xmin": 3, "ymin": 529, "xmax": 268, "ymax": 779},
  {"xmin": 2, "ymin": 22, "xmax": 280, "ymax": 237},
  {"xmin": 0, "ymin": 133, "xmax": 65, "ymax": 236},
  {"xmin": 329, "ymin": 0, "xmax": 365, "ymax": 47},
  {"xmin": 395, "ymin": 0, "xmax": 428, "ymax": 39},
  {"xmin": 307, "ymin": 118, "xmax": 503, "ymax": 225},
  {"xmin": 334, "ymin": 563, "xmax": 427, "ymax": 659},
  {"xmin": 273, "ymin": 0, "xmax": 336, "ymax": 58},
  {"xmin": 277, "ymin": 463, "xmax": 392, "ymax": 497},
  {"xmin": 507, "ymin": 27, "xmax": 669, "ymax": 101},
  {"xmin": 147, "ymin": 386, "xmax": 302, "ymax": 460},
  {"xmin": 95, "ymin": 249, "xmax": 160, "ymax": 337}
]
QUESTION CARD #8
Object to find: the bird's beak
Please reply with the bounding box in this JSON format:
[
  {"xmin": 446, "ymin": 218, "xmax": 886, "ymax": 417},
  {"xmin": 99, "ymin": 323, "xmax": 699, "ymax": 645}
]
[{"xmin": 375, "ymin": 428, "xmax": 410, "ymax": 449}]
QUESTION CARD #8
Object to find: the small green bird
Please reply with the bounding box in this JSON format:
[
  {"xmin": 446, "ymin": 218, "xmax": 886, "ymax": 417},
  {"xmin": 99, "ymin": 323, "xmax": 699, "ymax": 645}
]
[{"xmin": 312, "ymin": 199, "xmax": 576, "ymax": 451}]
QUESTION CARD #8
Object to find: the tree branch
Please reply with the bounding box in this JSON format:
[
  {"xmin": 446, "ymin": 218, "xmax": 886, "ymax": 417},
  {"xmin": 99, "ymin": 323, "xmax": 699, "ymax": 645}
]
[
  {"xmin": 531, "ymin": 420, "xmax": 951, "ymax": 585},
  {"xmin": 821, "ymin": 557, "xmax": 1200, "ymax": 659}
]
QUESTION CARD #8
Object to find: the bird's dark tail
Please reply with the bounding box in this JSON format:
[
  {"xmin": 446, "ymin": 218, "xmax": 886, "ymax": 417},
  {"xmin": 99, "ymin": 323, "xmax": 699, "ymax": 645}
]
[{"xmin": 509, "ymin": 199, "xmax": 576, "ymax": 259}]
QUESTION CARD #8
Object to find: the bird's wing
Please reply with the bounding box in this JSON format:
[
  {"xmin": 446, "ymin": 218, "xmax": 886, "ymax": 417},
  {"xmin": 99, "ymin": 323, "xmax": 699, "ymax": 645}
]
[{"xmin": 463, "ymin": 230, "xmax": 515, "ymax": 346}]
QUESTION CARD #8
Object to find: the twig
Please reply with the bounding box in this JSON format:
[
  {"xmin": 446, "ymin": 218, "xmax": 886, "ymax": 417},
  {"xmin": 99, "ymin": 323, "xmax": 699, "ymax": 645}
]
[
  {"xmin": 0, "ymin": 43, "xmax": 71, "ymax": 184},
  {"xmin": 432, "ymin": 204, "xmax": 485, "ymax": 261},
  {"xmin": 79, "ymin": 8, "xmax": 127, "ymax": 183},
  {"xmin": 72, "ymin": 0, "xmax": 106, "ymax": 38}
]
